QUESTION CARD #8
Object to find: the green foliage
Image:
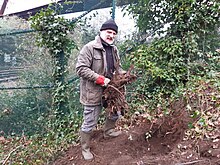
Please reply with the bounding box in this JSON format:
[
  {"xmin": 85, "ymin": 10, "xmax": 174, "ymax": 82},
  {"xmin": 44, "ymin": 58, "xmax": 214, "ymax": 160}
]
[
  {"xmin": 0, "ymin": 81, "xmax": 83, "ymax": 164},
  {"xmin": 124, "ymin": 0, "xmax": 220, "ymax": 110},
  {"xmin": 127, "ymin": 0, "xmax": 220, "ymax": 59},
  {"xmin": 0, "ymin": 5, "xmax": 83, "ymax": 163},
  {"xmin": 184, "ymin": 75, "xmax": 220, "ymax": 140},
  {"xmin": 30, "ymin": 7, "xmax": 76, "ymax": 57},
  {"xmin": 79, "ymin": 11, "xmax": 100, "ymax": 45},
  {"xmin": 128, "ymin": 0, "xmax": 220, "ymax": 40},
  {"xmin": 127, "ymin": 36, "xmax": 187, "ymax": 110},
  {"xmin": 0, "ymin": 89, "xmax": 51, "ymax": 136},
  {"xmin": 26, "ymin": 6, "xmax": 83, "ymax": 163},
  {"xmin": 0, "ymin": 3, "xmax": 90, "ymax": 164},
  {"xmin": 0, "ymin": 17, "xmax": 53, "ymax": 136},
  {"xmin": 30, "ymin": 6, "xmax": 77, "ymax": 116},
  {"xmin": 2, "ymin": 0, "xmax": 219, "ymax": 163}
]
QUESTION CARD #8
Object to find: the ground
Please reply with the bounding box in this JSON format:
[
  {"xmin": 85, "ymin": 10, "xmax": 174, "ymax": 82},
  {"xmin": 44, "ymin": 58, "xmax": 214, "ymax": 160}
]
[
  {"xmin": 52, "ymin": 73, "xmax": 220, "ymax": 165},
  {"xmin": 52, "ymin": 108, "xmax": 220, "ymax": 165}
]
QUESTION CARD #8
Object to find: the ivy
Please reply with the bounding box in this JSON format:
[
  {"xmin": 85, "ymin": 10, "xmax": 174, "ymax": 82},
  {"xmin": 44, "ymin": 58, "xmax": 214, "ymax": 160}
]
[
  {"xmin": 129, "ymin": 36, "xmax": 188, "ymax": 97},
  {"xmin": 29, "ymin": 6, "xmax": 77, "ymax": 117},
  {"xmin": 125, "ymin": 0, "xmax": 220, "ymax": 110}
]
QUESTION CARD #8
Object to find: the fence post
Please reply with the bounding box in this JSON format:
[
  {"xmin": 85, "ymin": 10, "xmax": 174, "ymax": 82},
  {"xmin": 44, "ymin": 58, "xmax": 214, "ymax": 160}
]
[
  {"xmin": 112, "ymin": 0, "xmax": 116, "ymax": 20},
  {"xmin": 53, "ymin": 50, "xmax": 70, "ymax": 117}
]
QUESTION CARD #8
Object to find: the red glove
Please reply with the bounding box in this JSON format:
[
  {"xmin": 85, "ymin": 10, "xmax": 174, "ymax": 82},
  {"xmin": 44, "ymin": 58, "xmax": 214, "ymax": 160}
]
[{"xmin": 96, "ymin": 75, "xmax": 110, "ymax": 86}]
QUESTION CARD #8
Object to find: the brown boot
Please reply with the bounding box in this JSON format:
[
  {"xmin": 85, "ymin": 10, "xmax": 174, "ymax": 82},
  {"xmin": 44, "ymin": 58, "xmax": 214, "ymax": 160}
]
[
  {"xmin": 103, "ymin": 118, "xmax": 122, "ymax": 138},
  {"xmin": 80, "ymin": 131, "xmax": 93, "ymax": 160}
]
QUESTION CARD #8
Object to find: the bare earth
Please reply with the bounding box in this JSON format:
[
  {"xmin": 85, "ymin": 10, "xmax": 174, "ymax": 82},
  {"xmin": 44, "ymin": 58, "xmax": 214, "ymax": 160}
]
[{"xmin": 52, "ymin": 109, "xmax": 220, "ymax": 165}]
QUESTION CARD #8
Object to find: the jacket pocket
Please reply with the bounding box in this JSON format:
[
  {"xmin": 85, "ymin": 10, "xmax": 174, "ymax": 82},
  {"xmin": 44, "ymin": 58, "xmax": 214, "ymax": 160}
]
[
  {"xmin": 86, "ymin": 81, "xmax": 103, "ymax": 104},
  {"xmin": 93, "ymin": 53, "xmax": 102, "ymax": 60},
  {"xmin": 92, "ymin": 53, "xmax": 103, "ymax": 74}
]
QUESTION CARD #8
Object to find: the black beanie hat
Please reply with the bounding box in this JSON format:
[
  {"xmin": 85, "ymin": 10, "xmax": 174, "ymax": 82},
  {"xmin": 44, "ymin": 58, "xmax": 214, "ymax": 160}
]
[{"xmin": 100, "ymin": 18, "xmax": 118, "ymax": 33}]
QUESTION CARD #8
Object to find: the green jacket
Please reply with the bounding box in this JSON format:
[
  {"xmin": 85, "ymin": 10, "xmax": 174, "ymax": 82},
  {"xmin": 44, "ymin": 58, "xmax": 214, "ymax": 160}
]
[{"xmin": 76, "ymin": 36, "xmax": 123, "ymax": 106}]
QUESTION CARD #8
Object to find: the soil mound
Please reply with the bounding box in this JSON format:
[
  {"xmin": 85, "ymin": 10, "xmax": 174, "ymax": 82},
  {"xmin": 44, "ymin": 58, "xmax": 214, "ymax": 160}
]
[{"xmin": 52, "ymin": 108, "xmax": 220, "ymax": 165}]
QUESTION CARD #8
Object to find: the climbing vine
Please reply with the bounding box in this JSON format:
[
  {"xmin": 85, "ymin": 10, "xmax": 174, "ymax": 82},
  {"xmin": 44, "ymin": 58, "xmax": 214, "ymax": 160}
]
[
  {"xmin": 29, "ymin": 6, "xmax": 77, "ymax": 117},
  {"xmin": 126, "ymin": 0, "xmax": 220, "ymax": 110}
]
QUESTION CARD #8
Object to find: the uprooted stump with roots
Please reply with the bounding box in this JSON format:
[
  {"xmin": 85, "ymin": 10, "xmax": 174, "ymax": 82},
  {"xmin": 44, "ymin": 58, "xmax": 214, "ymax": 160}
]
[{"xmin": 102, "ymin": 65, "xmax": 137, "ymax": 117}]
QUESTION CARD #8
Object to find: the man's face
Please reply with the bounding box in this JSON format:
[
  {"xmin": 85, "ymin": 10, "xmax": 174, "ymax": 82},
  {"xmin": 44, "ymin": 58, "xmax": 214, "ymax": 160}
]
[{"xmin": 100, "ymin": 29, "xmax": 117, "ymax": 45}]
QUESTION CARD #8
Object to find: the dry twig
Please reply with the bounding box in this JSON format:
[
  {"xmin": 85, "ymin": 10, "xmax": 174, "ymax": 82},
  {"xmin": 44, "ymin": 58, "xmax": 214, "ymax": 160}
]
[
  {"xmin": 175, "ymin": 159, "xmax": 205, "ymax": 165},
  {"xmin": 1, "ymin": 145, "xmax": 24, "ymax": 165}
]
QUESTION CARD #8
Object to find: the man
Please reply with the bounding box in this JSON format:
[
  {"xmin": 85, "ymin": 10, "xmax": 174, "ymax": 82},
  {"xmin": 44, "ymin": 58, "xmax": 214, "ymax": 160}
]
[{"xmin": 75, "ymin": 18, "xmax": 125, "ymax": 160}]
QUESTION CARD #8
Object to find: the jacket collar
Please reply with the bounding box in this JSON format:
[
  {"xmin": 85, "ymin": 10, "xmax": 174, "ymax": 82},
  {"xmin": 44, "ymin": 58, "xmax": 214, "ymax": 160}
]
[
  {"xmin": 93, "ymin": 35, "xmax": 114, "ymax": 49},
  {"xmin": 92, "ymin": 36, "xmax": 103, "ymax": 49}
]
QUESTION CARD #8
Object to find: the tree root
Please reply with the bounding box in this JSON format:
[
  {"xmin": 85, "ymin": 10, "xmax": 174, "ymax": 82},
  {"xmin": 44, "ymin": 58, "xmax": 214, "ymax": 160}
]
[{"xmin": 103, "ymin": 64, "xmax": 136, "ymax": 117}]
